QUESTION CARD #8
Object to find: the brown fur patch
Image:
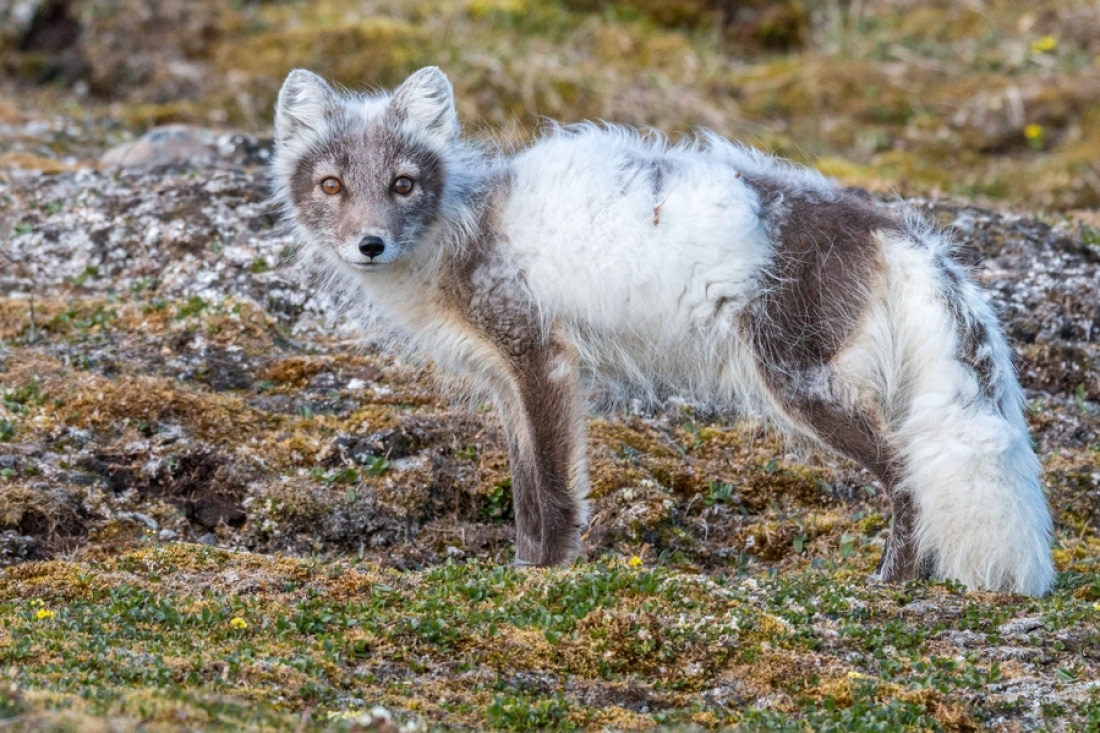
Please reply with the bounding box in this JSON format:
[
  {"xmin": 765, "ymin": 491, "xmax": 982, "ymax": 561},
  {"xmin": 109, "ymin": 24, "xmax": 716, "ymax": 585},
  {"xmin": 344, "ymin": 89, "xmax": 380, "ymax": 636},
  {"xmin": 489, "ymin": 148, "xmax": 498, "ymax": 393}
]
[
  {"xmin": 740, "ymin": 176, "xmax": 931, "ymax": 581},
  {"xmin": 876, "ymin": 491, "xmax": 937, "ymax": 581},
  {"xmin": 938, "ymin": 255, "xmax": 1000, "ymax": 398},
  {"xmin": 740, "ymin": 176, "xmax": 898, "ymax": 373}
]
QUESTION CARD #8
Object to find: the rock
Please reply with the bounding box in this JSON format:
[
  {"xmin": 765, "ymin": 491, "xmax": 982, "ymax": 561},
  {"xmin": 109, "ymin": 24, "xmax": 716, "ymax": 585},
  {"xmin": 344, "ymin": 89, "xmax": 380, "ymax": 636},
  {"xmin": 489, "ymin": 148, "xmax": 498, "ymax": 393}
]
[
  {"xmin": 75, "ymin": 0, "xmax": 229, "ymax": 100},
  {"xmin": 100, "ymin": 124, "xmax": 216, "ymax": 170},
  {"xmin": 0, "ymin": 530, "xmax": 39, "ymax": 565},
  {"xmin": 998, "ymin": 617, "xmax": 1045, "ymax": 636}
]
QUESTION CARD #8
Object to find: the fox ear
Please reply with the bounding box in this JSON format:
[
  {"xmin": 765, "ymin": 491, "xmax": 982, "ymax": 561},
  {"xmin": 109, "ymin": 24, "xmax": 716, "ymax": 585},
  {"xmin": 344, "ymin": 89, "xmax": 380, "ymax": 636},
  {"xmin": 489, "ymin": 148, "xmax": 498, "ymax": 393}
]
[
  {"xmin": 390, "ymin": 67, "xmax": 458, "ymax": 149},
  {"xmin": 275, "ymin": 69, "xmax": 336, "ymax": 146}
]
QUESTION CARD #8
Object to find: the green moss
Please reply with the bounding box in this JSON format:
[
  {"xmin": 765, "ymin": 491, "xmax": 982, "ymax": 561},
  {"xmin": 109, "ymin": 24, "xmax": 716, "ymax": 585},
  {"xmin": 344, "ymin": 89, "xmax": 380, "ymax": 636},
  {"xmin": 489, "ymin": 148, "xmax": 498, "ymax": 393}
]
[{"xmin": 3, "ymin": 545, "xmax": 1099, "ymax": 728}]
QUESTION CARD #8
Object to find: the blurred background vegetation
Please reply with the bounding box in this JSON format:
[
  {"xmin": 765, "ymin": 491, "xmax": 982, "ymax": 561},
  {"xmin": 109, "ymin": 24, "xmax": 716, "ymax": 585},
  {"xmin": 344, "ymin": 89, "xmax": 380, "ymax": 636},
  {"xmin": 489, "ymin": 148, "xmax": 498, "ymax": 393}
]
[{"xmin": 2, "ymin": 0, "xmax": 1099, "ymax": 210}]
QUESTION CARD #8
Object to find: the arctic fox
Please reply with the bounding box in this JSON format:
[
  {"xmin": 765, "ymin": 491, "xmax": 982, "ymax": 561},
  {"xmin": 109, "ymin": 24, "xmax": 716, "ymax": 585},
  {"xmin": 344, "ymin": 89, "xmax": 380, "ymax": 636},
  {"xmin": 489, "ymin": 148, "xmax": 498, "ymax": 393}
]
[{"xmin": 272, "ymin": 66, "xmax": 1055, "ymax": 596}]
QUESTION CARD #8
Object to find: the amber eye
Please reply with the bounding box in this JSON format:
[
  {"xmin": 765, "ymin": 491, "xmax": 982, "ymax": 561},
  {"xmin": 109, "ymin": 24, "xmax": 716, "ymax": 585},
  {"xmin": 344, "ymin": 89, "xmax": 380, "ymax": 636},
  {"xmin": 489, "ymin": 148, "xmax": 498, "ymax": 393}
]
[
  {"xmin": 320, "ymin": 177, "xmax": 342, "ymax": 195},
  {"xmin": 392, "ymin": 176, "xmax": 415, "ymax": 196}
]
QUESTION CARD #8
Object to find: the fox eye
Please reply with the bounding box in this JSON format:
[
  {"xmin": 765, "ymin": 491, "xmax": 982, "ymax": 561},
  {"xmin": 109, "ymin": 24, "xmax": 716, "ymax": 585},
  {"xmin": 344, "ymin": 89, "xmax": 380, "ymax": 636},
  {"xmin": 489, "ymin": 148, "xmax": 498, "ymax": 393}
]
[
  {"xmin": 392, "ymin": 176, "xmax": 415, "ymax": 196},
  {"xmin": 320, "ymin": 177, "xmax": 342, "ymax": 195}
]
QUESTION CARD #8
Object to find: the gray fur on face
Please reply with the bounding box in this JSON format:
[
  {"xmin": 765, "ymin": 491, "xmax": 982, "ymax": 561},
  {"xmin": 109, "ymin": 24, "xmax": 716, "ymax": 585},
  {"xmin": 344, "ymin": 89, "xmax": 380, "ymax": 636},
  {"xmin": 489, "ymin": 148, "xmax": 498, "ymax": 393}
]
[{"xmin": 287, "ymin": 106, "xmax": 448, "ymax": 259}]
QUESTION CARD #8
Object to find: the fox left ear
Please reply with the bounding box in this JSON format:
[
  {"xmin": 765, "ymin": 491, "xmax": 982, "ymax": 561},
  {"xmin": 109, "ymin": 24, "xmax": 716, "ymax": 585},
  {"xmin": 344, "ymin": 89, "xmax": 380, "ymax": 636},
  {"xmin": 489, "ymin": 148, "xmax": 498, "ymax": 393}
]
[
  {"xmin": 390, "ymin": 67, "xmax": 459, "ymax": 150},
  {"xmin": 275, "ymin": 69, "xmax": 336, "ymax": 147}
]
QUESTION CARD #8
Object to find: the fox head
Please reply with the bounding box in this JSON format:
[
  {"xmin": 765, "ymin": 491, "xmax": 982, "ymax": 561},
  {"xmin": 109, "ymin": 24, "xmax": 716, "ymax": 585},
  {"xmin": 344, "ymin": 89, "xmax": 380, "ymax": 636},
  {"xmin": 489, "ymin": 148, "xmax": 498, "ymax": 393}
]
[{"xmin": 273, "ymin": 67, "xmax": 460, "ymax": 271}]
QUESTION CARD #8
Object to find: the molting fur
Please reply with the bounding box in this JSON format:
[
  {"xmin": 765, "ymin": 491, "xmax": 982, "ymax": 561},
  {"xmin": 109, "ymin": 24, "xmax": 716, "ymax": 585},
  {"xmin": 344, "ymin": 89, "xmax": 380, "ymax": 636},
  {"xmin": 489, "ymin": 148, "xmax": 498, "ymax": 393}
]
[{"xmin": 272, "ymin": 66, "xmax": 1054, "ymax": 595}]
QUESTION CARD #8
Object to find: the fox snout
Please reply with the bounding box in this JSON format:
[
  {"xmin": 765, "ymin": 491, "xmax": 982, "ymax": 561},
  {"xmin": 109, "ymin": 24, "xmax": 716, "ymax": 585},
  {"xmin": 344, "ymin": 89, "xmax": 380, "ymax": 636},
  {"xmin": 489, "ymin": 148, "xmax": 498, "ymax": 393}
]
[
  {"xmin": 345, "ymin": 234, "xmax": 396, "ymax": 268},
  {"xmin": 358, "ymin": 235, "xmax": 386, "ymax": 259}
]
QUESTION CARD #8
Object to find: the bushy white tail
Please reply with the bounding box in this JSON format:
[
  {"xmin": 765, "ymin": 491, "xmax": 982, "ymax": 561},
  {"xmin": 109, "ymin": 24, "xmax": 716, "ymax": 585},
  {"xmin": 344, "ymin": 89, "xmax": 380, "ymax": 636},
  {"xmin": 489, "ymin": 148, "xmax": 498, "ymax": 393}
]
[{"xmin": 884, "ymin": 231, "xmax": 1054, "ymax": 595}]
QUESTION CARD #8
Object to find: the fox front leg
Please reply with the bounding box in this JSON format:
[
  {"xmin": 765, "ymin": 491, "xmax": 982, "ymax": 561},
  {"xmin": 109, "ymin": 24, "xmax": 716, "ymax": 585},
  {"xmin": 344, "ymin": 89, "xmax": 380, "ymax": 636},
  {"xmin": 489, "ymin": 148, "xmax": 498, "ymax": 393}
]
[{"xmin": 496, "ymin": 335, "xmax": 590, "ymax": 567}]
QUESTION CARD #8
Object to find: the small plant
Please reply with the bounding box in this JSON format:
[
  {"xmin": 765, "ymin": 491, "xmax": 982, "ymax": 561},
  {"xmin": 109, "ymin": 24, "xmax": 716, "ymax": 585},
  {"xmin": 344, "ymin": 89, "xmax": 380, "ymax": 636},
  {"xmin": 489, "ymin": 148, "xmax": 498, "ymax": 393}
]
[
  {"xmin": 2, "ymin": 378, "xmax": 45, "ymax": 412},
  {"xmin": 70, "ymin": 265, "xmax": 99, "ymax": 286},
  {"xmin": 1056, "ymin": 665, "xmax": 1081, "ymax": 683},
  {"xmin": 487, "ymin": 691, "xmax": 573, "ymax": 731},
  {"xmin": 364, "ymin": 455, "xmax": 389, "ymax": 476},
  {"xmin": 482, "ymin": 479, "xmax": 514, "ymax": 522},
  {"xmin": 129, "ymin": 277, "xmax": 154, "ymax": 296},
  {"xmin": 1023, "ymin": 123, "xmax": 1045, "ymax": 151},
  {"xmin": 680, "ymin": 419, "xmax": 704, "ymax": 452},
  {"xmin": 1029, "ymin": 35, "xmax": 1058, "ymax": 54},
  {"xmin": 703, "ymin": 479, "xmax": 736, "ymax": 507},
  {"xmin": 175, "ymin": 296, "xmax": 208, "ymax": 319},
  {"xmin": 310, "ymin": 466, "xmax": 361, "ymax": 484},
  {"xmin": 838, "ymin": 533, "xmax": 859, "ymax": 559}
]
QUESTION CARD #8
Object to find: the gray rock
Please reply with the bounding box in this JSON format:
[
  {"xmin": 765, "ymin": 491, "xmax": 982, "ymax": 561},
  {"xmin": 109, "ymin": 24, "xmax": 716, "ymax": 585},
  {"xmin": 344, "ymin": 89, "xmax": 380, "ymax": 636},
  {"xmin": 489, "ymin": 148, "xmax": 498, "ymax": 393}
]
[
  {"xmin": 101, "ymin": 125, "xmax": 216, "ymax": 170},
  {"xmin": 998, "ymin": 616, "xmax": 1045, "ymax": 636}
]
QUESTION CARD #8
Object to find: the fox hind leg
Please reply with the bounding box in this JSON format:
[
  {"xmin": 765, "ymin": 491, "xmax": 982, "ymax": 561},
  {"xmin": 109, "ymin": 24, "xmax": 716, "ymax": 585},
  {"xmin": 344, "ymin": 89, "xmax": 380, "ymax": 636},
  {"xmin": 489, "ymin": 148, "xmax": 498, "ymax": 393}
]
[{"xmin": 751, "ymin": 358, "xmax": 933, "ymax": 583}]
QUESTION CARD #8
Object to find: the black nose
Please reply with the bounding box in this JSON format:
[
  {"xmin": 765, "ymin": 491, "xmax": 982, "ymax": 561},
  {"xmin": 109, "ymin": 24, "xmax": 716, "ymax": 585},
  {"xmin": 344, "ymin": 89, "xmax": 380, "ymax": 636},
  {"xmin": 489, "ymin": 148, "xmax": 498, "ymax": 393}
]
[{"xmin": 358, "ymin": 236, "xmax": 385, "ymax": 259}]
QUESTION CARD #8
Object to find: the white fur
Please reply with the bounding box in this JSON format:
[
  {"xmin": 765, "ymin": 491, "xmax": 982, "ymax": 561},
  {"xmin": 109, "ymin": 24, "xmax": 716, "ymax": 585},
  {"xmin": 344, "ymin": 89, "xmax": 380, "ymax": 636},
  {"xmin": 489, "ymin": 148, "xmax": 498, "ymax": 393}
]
[{"xmin": 502, "ymin": 125, "xmax": 774, "ymax": 405}]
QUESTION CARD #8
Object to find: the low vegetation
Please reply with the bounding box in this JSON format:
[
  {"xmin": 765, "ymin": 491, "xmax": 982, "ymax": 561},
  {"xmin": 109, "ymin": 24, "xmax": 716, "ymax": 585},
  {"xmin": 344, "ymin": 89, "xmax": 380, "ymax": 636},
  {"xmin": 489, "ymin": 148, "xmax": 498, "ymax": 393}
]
[{"xmin": 2, "ymin": 0, "xmax": 1099, "ymax": 729}]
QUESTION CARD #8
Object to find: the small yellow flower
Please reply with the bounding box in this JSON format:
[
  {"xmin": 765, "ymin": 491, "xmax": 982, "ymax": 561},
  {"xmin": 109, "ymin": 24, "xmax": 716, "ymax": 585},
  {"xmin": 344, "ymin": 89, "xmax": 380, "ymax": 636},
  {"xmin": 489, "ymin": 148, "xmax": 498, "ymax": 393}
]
[
  {"xmin": 1030, "ymin": 35, "xmax": 1058, "ymax": 54},
  {"xmin": 35, "ymin": 609, "xmax": 55, "ymax": 621},
  {"xmin": 230, "ymin": 617, "xmax": 248, "ymax": 630},
  {"xmin": 1024, "ymin": 123, "xmax": 1046, "ymax": 150},
  {"xmin": 30, "ymin": 599, "xmax": 44, "ymax": 608},
  {"xmin": 628, "ymin": 555, "xmax": 643, "ymax": 568},
  {"xmin": 847, "ymin": 670, "xmax": 868, "ymax": 679},
  {"xmin": 1093, "ymin": 602, "xmax": 1100, "ymax": 612}
]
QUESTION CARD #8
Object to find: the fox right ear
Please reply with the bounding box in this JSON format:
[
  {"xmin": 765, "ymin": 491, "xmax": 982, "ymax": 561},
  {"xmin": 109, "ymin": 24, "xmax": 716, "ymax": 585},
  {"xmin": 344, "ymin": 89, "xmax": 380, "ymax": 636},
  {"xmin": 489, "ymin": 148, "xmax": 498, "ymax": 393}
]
[
  {"xmin": 389, "ymin": 67, "xmax": 458, "ymax": 151},
  {"xmin": 275, "ymin": 69, "xmax": 336, "ymax": 145}
]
